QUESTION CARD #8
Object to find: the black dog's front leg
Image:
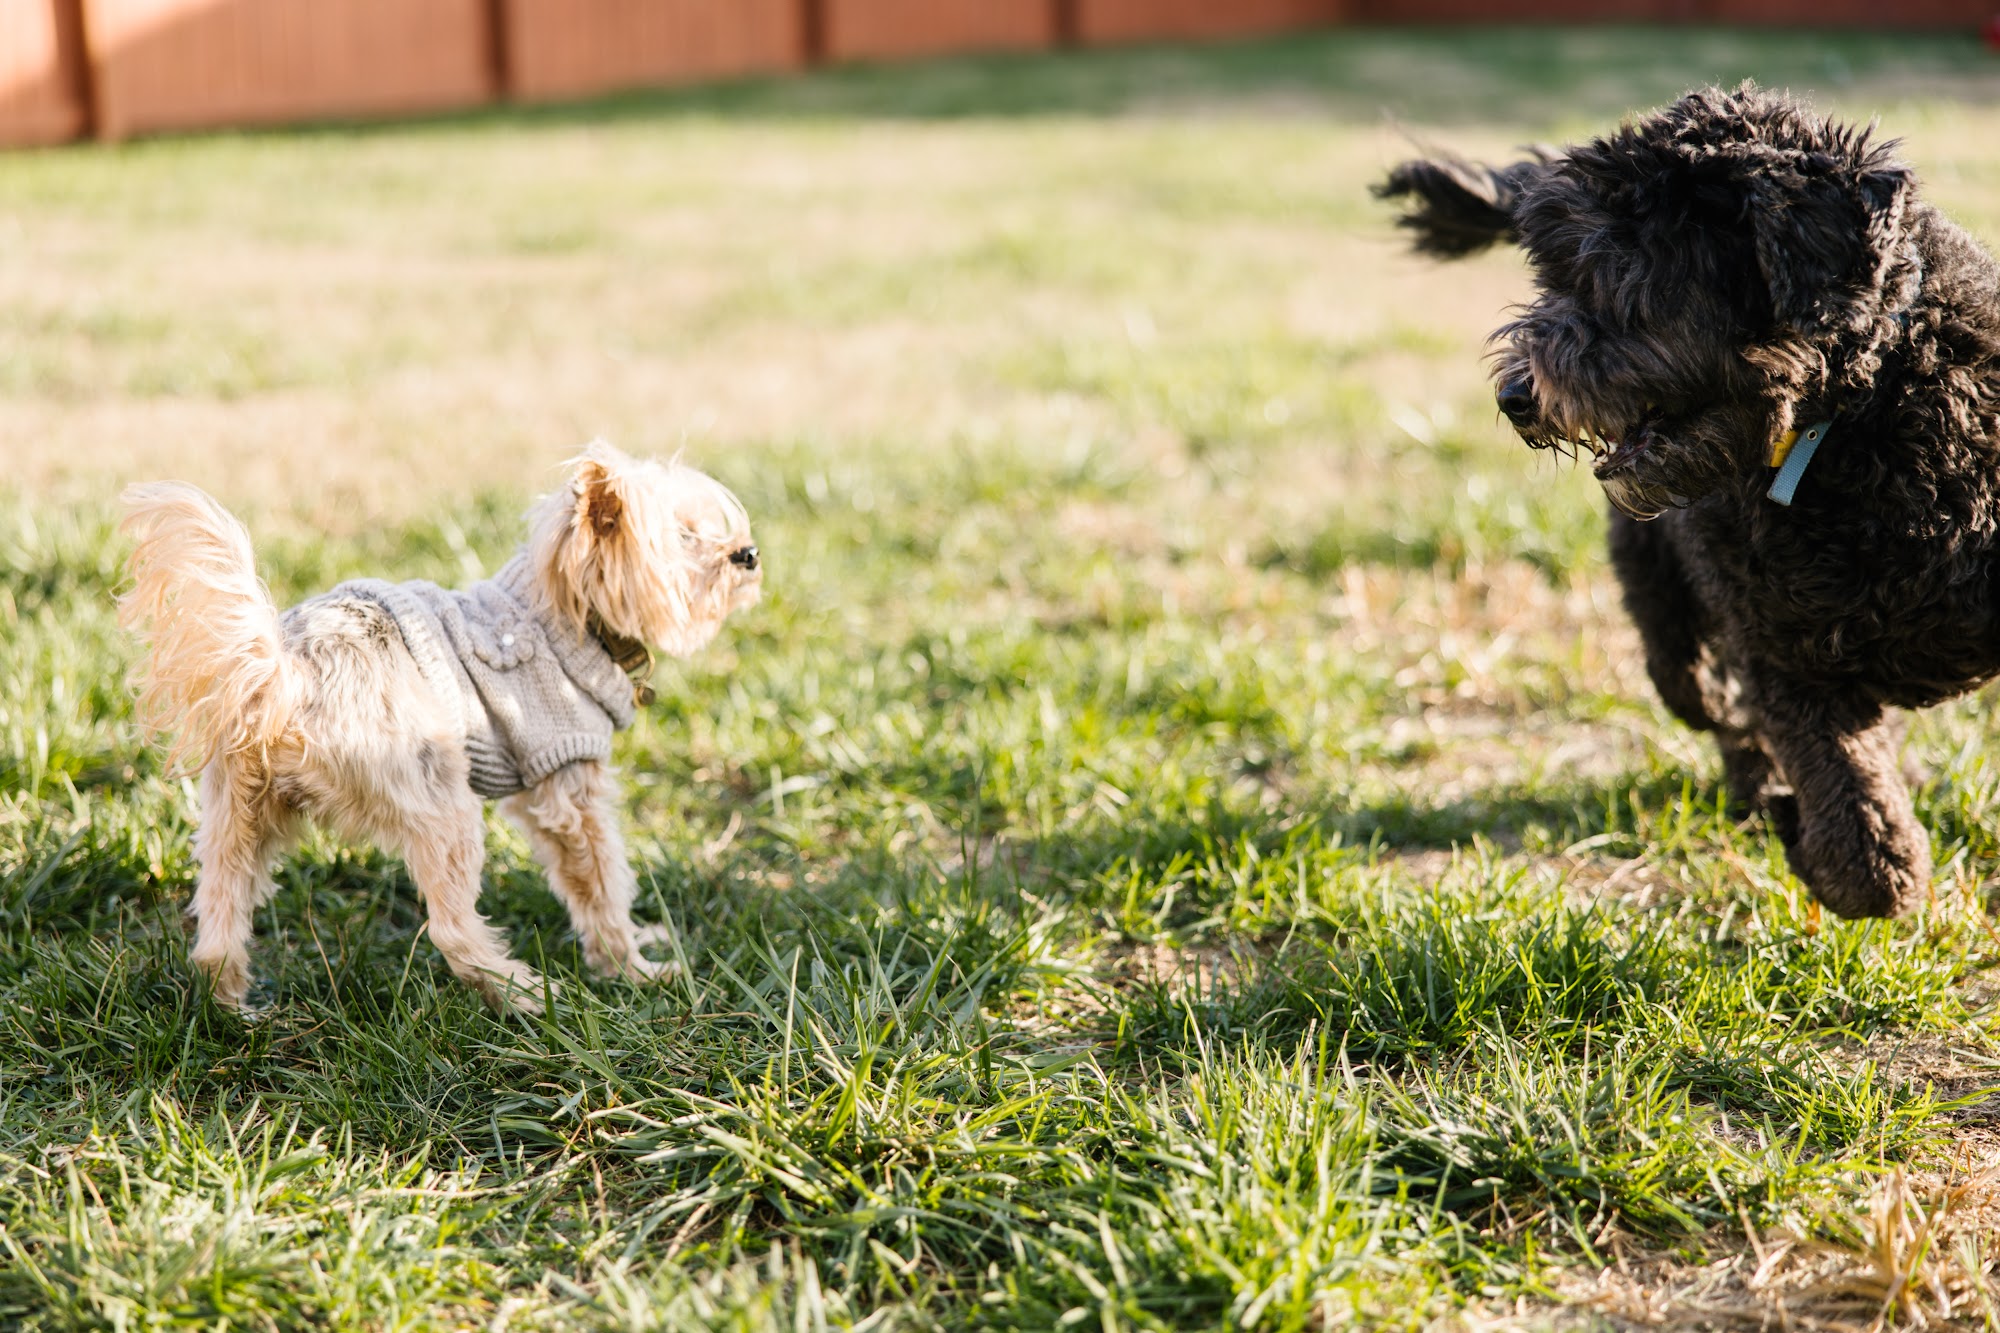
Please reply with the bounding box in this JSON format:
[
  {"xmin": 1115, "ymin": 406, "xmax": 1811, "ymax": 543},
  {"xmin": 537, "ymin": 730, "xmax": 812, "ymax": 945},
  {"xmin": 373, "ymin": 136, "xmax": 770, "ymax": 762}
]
[
  {"xmin": 1609, "ymin": 512, "xmax": 1775, "ymax": 814},
  {"xmin": 1755, "ymin": 686, "xmax": 1930, "ymax": 918}
]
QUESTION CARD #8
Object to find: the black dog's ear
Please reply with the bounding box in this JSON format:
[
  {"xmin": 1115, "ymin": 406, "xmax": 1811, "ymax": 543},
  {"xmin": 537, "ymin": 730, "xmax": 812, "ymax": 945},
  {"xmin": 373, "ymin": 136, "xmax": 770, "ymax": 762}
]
[
  {"xmin": 1374, "ymin": 150, "xmax": 1554, "ymax": 258},
  {"xmin": 1747, "ymin": 158, "xmax": 1913, "ymax": 339}
]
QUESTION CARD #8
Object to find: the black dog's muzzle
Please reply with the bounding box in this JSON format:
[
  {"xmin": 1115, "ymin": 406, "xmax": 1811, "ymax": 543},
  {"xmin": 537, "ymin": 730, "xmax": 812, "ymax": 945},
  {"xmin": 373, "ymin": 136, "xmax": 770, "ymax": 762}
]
[
  {"xmin": 1494, "ymin": 374, "xmax": 1689, "ymax": 520},
  {"xmin": 1593, "ymin": 433, "xmax": 1691, "ymax": 520},
  {"xmin": 1595, "ymin": 468, "xmax": 1681, "ymax": 521}
]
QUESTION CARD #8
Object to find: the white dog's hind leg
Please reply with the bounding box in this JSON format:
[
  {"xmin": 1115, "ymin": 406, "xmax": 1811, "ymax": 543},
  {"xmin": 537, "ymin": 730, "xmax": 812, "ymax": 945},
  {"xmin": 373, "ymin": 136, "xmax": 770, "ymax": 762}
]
[
  {"xmin": 188, "ymin": 759, "xmax": 291, "ymax": 1010},
  {"xmin": 503, "ymin": 762, "xmax": 677, "ymax": 983}
]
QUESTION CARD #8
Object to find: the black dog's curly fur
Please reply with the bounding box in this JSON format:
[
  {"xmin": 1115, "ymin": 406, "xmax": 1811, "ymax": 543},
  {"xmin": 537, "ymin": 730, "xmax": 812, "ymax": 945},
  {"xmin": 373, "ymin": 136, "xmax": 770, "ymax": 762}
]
[{"xmin": 1378, "ymin": 84, "xmax": 2000, "ymax": 918}]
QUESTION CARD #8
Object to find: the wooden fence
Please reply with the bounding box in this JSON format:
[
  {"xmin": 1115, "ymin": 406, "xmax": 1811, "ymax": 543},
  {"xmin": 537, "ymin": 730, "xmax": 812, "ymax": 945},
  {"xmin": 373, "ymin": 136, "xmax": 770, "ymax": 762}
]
[{"xmin": 4, "ymin": 0, "xmax": 1994, "ymax": 147}]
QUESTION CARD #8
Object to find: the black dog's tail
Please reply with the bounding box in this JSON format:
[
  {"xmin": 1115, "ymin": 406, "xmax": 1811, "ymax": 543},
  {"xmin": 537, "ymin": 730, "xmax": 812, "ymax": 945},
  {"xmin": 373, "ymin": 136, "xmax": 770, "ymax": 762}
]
[{"xmin": 1373, "ymin": 151, "xmax": 1553, "ymax": 258}]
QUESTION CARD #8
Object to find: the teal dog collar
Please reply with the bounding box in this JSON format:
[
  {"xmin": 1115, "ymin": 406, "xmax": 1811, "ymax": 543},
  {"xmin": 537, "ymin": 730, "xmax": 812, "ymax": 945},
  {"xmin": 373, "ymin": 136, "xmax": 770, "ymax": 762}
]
[{"xmin": 1767, "ymin": 419, "xmax": 1833, "ymax": 506}]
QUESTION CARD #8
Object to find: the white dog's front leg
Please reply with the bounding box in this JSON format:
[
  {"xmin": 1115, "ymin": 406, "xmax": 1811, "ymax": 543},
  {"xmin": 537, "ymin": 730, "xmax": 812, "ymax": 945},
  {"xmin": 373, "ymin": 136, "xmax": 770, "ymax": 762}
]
[{"xmin": 504, "ymin": 762, "xmax": 679, "ymax": 983}]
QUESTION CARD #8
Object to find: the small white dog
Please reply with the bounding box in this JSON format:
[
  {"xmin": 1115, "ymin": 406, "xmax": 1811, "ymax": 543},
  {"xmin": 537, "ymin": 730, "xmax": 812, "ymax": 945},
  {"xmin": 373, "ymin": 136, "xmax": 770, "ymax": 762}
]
[{"xmin": 119, "ymin": 441, "xmax": 761, "ymax": 1012}]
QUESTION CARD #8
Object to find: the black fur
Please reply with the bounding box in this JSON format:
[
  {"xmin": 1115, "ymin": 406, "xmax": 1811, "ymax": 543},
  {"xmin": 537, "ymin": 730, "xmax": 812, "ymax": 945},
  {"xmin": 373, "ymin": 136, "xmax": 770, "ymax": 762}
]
[
  {"xmin": 1380, "ymin": 84, "xmax": 2000, "ymax": 919},
  {"xmin": 1373, "ymin": 151, "xmax": 1550, "ymax": 257}
]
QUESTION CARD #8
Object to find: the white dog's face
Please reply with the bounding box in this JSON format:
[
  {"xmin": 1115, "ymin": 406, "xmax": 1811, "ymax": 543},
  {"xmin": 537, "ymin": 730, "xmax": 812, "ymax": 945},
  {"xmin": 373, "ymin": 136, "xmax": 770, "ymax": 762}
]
[{"xmin": 528, "ymin": 441, "xmax": 760, "ymax": 657}]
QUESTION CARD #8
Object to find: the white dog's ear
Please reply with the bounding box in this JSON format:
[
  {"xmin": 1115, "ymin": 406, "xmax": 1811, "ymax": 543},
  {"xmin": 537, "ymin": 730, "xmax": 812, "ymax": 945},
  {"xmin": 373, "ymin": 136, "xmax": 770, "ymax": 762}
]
[
  {"xmin": 531, "ymin": 441, "xmax": 660, "ymax": 636},
  {"xmin": 571, "ymin": 442, "xmax": 631, "ymax": 538}
]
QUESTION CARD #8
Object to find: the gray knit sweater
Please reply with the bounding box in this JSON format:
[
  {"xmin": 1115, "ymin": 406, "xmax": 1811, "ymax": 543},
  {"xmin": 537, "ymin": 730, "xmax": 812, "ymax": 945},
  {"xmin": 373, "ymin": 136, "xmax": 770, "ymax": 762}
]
[{"xmin": 323, "ymin": 556, "xmax": 638, "ymax": 798}]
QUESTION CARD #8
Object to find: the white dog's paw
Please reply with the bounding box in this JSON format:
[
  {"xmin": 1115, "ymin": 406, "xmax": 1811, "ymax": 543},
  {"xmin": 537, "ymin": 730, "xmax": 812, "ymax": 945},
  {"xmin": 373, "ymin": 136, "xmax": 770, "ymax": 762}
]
[
  {"xmin": 625, "ymin": 924, "xmax": 683, "ymax": 983},
  {"xmin": 481, "ymin": 965, "xmax": 554, "ymax": 1015},
  {"xmin": 627, "ymin": 953, "xmax": 683, "ymax": 983},
  {"xmin": 581, "ymin": 925, "xmax": 682, "ymax": 984}
]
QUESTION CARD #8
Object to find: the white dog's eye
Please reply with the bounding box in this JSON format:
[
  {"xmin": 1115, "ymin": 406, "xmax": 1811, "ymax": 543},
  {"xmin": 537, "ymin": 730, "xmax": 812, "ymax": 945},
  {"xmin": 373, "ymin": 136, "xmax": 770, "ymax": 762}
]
[{"xmin": 729, "ymin": 545, "xmax": 759, "ymax": 571}]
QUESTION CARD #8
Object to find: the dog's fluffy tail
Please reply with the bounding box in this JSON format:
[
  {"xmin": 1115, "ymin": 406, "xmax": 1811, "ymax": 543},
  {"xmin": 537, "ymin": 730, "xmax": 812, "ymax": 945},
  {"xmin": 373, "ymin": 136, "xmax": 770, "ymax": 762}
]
[
  {"xmin": 1374, "ymin": 150, "xmax": 1552, "ymax": 258},
  {"xmin": 119, "ymin": 482, "xmax": 301, "ymax": 773}
]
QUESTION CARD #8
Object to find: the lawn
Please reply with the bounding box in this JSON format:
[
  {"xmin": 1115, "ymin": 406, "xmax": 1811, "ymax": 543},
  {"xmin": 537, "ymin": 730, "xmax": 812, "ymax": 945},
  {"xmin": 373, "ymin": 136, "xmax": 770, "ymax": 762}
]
[{"xmin": 6, "ymin": 24, "xmax": 2000, "ymax": 1330}]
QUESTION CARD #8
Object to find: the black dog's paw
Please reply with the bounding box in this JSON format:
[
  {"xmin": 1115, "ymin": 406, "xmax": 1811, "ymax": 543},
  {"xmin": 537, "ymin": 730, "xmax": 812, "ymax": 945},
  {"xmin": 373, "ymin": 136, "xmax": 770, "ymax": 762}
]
[{"xmin": 1789, "ymin": 816, "xmax": 1931, "ymax": 920}]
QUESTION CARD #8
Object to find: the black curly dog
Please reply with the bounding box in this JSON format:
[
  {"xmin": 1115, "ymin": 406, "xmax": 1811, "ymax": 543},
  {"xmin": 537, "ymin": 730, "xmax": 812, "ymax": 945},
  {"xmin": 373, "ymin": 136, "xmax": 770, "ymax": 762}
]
[{"xmin": 1378, "ymin": 84, "xmax": 2000, "ymax": 918}]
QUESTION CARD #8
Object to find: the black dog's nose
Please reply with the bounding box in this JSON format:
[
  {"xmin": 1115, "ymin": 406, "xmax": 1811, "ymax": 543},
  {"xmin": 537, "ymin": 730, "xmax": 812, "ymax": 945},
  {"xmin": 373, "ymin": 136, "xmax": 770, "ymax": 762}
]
[
  {"xmin": 729, "ymin": 545, "xmax": 759, "ymax": 571},
  {"xmin": 1496, "ymin": 378, "xmax": 1536, "ymax": 425}
]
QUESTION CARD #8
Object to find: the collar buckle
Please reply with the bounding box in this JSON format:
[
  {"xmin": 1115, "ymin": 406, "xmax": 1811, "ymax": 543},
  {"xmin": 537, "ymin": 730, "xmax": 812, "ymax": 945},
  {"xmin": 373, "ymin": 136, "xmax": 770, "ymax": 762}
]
[{"xmin": 587, "ymin": 614, "xmax": 657, "ymax": 707}]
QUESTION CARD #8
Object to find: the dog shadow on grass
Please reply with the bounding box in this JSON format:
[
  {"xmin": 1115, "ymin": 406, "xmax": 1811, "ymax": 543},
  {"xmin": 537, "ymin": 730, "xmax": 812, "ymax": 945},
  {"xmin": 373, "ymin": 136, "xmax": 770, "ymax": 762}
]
[
  {"xmin": 2, "ymin": 756, "xmax": 1974, "ymax": 1173},
  {"xmin": 0, "ymin": 757, "xmax": 1737, "ymax": 1017}
]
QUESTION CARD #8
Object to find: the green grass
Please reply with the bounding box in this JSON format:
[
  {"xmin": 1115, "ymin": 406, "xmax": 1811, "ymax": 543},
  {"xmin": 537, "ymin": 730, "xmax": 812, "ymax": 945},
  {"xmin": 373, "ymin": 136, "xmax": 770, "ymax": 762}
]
[{"xmin": 7, "ymin": 24, "xmax": 2000, "ymax": 1331}]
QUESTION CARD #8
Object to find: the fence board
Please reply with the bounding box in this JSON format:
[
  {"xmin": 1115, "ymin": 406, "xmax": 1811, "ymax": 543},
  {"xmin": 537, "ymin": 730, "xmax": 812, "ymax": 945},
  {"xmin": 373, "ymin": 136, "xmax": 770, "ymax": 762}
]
[
  {"xmin": 502, "ymin": 0, "xmax": 804, "ymax": 101},
  {"xmin": 1352, "ymin": 0, "xmax": 1676, "ymax": 17},
  {"xmin": 1074, "ymin": 0, "xmax": 1341, "ymax": 43},
  {"xmin": 85, "ymin": 0, "xmax": 494, "ymax": 139},
  {"xmin": 1706, "ymin": 0, "xmax": 1992, "ymax": 23},
  {"xmin": 1, "ymin": 0, "xmax": 87, "ymax": 145},
  {"xmin": 820, "ymin": 0, "xmax": 1054, "ymax": 62},
  {"xmin": 1353, "ymin": 0, "xmax": 1988, "ymax": 18},
  {"xmin": 16, "ymin": 0, "xmax": 1994, "ymax": 149}
]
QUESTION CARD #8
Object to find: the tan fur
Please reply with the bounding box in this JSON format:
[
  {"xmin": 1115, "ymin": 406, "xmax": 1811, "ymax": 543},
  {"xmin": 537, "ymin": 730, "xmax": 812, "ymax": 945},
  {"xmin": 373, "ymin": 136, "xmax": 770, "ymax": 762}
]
[
  {"xmin": 500, "ymin": 761, "xmax": 676, "ymax": 983},
  {"xmin": 527, "ymin": 442, "xmax": 759, "ymax": 659},
  {"xmin": 119, "ymin": 441, "xmax": 759, "ymax": 1013},
  {"xmin": 118, "ymin": 483, "xmax": 304, "ymax": 773}
]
